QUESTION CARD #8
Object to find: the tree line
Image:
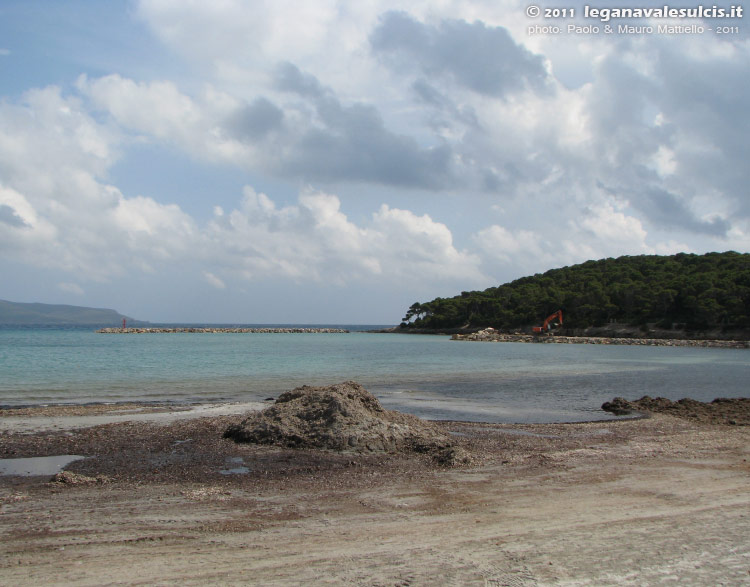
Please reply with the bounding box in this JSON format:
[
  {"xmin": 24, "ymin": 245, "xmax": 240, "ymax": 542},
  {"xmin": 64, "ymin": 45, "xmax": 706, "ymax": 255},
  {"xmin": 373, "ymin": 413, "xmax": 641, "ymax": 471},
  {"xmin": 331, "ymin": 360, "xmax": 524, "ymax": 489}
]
[{"xmin": 401, "ymin": 252, "xmax": 750, "ymax": 333}]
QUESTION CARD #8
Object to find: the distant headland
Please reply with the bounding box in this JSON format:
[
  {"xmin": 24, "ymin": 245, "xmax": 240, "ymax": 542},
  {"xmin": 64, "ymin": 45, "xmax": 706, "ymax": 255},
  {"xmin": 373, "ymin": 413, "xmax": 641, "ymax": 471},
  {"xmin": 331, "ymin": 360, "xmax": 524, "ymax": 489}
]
[{"xmin": 0, "ymin": 299, "xmax": 146, "ymax": 326}]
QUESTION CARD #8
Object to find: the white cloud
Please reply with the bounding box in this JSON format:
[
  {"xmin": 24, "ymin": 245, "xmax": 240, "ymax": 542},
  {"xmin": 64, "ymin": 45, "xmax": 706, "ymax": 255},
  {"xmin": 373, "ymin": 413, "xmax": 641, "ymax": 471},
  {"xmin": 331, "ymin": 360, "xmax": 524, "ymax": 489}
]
[
  {"xmin": 473, "ymin": 225, "xmax": 546, "ymax": 265},
  {"xmin": 203, "ymin": 186, "xmax": 486, "ymax": 286},
  {"xmin": 76, "ymin": 74, "xmax": 249, "ymax": 167},
  {"xmin": 77, "ymin": 74, "xmax": 200, "ymax": 140},
  {"xmin": 203, "ymin": 272, "xmax": 226, "ymax": 289},
  {"xmin": 0, "ymin": 87, "xmax": 198, "ymax": 278},
  {"xmin": 58, "ymin": 282, "xmax": 85, "ymax": 295},
  {"xmin": 472, "ymin": 195, "xmax": 691, "ymax": 279},
  {"xmin": 0, "ymin": 86, "xmax": 115, "ymax": 193},
  {"xmin": 0, "ymin": 79, "xmax": 487, "ymax": 294},
  {"xmin": 651, "ymin": 145, "xmax": 677, "ymax": 177},
  {"xmin": 70, "ymin": 12, "xmax": 749, "ymax": 242},
  {"xmin": 0, "ymin": 184, "xmax": 58, "ymax": 263},
  {"xmin": 371, "ymin": 204, "xmax": 485, "ymax": 281},
  {"xmin": 0, "ymin": 185, "xmax": 37, "ymax": 228},
  {"xmin": 578, "ymin": 201, "xmax": 648, "ymax": 248}
]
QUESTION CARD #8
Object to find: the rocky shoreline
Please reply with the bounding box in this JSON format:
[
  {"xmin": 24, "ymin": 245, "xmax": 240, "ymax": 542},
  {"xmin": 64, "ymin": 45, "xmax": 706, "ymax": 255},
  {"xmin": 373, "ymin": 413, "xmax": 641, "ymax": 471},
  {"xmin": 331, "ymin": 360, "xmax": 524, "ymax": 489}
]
[
  {"xmin": 96, "ymin": 327, "xmax": 349, "ymax": 334},
  {"xmin": 601, "ymin": 396, "xmax": 750, "ymax": 425},
  {"xmin": 451, "ymin": 328, "xmax": 749, "ymax": 349}
]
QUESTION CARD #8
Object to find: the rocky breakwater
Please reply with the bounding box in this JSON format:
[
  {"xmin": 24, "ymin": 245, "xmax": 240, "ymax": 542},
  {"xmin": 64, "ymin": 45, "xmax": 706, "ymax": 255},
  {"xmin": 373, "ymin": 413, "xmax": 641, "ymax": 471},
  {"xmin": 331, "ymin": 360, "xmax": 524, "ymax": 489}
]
[
  {"xmin": 96, "ymin": 327, "xmax": 349, "ymax": 334},
  {"xmin": 224, "ymin": 381, "xmax": 467, "ymax": 465},
  {"xmin": 452, "ymin": 327, "xmax": 749, "ymax": 349}
]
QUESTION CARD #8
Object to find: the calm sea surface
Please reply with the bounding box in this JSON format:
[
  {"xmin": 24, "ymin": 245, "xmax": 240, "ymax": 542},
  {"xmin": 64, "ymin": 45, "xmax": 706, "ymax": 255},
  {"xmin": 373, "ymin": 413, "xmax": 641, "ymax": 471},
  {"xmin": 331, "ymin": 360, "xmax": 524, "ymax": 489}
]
[{"xmin": 1, "ymin": 325, "xmax": 749, "ymax": 423}]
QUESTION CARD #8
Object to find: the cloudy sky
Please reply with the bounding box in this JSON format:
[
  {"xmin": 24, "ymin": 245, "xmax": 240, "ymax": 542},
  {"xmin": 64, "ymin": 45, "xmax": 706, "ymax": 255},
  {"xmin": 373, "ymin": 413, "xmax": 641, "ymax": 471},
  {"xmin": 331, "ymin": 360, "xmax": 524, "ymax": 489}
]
[{"xmin": 0, "ymin": 1, "xmax": 747, "ymax": 323}]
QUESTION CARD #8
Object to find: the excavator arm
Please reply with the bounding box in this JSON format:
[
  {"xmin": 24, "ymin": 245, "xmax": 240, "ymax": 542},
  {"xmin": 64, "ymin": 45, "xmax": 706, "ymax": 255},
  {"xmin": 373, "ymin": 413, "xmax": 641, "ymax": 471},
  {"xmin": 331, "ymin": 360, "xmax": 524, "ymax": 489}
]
[
  {"xmin": 542, "ymin": 310, "xmax": 563, "ymax": 329},
  {"xmin": 532, "ymin": 310, "xmax": 563, "ymax": 333}
]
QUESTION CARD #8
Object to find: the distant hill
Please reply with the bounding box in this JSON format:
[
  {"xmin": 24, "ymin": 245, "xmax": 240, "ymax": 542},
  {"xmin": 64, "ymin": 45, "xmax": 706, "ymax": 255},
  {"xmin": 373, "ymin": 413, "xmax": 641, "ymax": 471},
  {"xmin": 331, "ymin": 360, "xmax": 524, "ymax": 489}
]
[
  {"xmin": 0, "ymin": 300, "xmax": 146, "ymax": 325},
  {"xmin": 400, "ymin": 252, "xmax": 750, "ymax": 336}
]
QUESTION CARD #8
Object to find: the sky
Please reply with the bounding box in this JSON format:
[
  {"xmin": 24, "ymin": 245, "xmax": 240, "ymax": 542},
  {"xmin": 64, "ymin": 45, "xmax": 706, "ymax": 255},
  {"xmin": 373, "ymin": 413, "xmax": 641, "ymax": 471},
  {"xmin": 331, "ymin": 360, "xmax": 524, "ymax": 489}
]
[{"xmin": 0, "ymin": 1, "xmax": 748, "ymax": 324}]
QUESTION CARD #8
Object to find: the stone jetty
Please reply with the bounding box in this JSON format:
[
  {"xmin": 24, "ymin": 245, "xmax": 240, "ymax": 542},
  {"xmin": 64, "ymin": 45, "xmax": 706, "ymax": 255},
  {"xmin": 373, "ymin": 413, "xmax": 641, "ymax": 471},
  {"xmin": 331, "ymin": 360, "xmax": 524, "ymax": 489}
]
[
  {"xmin": 96, "ymin": 327, "xmax": 349, "ymax": 334},
  {"xmin": 452, "ymin": 328, "xmax": 749, "ymax": 349}
]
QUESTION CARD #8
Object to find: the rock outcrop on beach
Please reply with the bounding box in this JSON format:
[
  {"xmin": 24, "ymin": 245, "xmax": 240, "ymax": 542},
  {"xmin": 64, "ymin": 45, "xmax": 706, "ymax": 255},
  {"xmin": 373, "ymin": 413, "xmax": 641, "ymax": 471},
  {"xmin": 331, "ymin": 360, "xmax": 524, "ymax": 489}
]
[
  {"xmin": 602, "ymin": 396, "xmax": 750, "ymax": 425},
  {"xmin": 224, "ymin": 381, "xmax": 464, "ymax": 465}
]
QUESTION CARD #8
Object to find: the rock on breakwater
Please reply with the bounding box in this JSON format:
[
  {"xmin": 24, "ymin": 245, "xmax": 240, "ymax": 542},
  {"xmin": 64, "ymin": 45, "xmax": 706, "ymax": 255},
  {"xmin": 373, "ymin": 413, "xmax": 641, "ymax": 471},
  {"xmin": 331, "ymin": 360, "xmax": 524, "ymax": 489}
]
[
  {"xmin": 96, "ymin": 327, "xmax": 349, "ymax": 334},
  {"xmin": 452, "ymin": 328, "xmax": 749, "ymax": 349}
]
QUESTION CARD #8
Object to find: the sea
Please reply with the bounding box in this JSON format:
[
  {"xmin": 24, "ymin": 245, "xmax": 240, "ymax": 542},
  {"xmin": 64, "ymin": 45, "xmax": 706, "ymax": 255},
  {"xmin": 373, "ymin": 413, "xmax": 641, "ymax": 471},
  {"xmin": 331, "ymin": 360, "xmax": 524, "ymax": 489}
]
[{"xmin": 1, "ymin": 324, "xmax": 749, "ymax": 423}]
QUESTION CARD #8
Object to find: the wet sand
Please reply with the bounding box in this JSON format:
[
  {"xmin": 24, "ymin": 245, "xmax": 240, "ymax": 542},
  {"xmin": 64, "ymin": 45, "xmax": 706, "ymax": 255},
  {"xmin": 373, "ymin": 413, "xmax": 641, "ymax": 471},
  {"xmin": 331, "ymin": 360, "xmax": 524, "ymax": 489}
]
[
  {"xmin": 1, "ymin": 404, "xmax": 749, "ymax": 585},
  {"xmin": 0, "ymin": 402, "xmax": 265, "ymax": 434}
]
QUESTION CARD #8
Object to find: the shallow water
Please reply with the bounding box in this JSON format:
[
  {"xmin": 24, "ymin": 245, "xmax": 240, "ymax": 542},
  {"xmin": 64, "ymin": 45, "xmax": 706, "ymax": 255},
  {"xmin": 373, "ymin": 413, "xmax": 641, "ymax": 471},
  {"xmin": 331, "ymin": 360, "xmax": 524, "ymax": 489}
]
[
  {"xmin": 220, "ymin": 457, "xmax": 250, "ymax": 475},
  {"xmin": 1, "ymin": 325, "xmax": 748, "ymax": 423},
  {"xmin": 0, "ymin": 455, "xmax": 85, "ymax": 476}
]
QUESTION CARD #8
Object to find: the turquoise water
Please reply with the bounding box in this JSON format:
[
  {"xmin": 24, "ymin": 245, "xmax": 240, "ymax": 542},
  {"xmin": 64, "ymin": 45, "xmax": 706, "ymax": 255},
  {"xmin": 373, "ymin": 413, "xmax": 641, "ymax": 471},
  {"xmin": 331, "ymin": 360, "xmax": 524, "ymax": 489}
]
[{"xmin": 1, "ymin": 325, "xmax": 749, "ymax": 423}]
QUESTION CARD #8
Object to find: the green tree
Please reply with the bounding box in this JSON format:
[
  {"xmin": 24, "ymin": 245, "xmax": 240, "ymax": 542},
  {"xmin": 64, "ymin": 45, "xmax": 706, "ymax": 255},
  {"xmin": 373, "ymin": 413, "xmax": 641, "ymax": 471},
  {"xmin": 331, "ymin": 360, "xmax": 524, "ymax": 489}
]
[{"xmin": 400, "ymin": 252, "xmax": 750, "ymax": 334}]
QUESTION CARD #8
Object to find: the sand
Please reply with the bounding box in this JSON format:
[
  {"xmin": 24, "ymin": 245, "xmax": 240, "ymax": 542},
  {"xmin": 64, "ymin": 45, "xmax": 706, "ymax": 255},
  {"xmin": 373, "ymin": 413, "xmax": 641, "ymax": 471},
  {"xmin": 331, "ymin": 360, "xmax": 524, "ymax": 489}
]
[
  {"xmin": 1, "ymin": 403, "xmax": 749, "ymax": 585},
  {"xmin": 0, "ymin": 402, "xmax": 265, "ymax": 434}
]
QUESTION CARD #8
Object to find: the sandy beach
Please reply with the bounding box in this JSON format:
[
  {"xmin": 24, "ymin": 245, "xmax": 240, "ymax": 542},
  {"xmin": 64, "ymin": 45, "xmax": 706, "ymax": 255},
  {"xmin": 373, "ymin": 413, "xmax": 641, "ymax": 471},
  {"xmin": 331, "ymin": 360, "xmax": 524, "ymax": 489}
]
[{"xmin": 1, "ymin": 402, "xmax": 749, "ymax": 585}]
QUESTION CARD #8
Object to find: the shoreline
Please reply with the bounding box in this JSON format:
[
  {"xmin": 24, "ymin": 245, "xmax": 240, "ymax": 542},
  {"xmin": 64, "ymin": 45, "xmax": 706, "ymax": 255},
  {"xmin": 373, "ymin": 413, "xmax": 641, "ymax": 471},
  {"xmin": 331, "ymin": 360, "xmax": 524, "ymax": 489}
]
[
  {"xmin": 1, "ymin": 404, "xmax": 748, "ymax": 585},
  {"xmin": 0, "ymin": 401, "xmax": 628, "ymax": 435},
  {"xmin": 0, "ymin": 402, "xmax": 265, "ymax": 434},
  {"xmin": 451, "ymin": 328, "xmax": 750, "ymax": 348}
]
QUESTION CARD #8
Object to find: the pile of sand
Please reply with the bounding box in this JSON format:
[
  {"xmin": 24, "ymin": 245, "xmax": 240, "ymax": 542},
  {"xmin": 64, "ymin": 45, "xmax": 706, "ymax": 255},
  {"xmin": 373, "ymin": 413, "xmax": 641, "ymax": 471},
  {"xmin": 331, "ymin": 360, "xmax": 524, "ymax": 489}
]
[
  {"xmin": 224, "ymin": 381, "xmax": 465, "ymax": 464},
  {"xmin": 602, "ymin": 396, "xmax": 750, "ymax": 425}
]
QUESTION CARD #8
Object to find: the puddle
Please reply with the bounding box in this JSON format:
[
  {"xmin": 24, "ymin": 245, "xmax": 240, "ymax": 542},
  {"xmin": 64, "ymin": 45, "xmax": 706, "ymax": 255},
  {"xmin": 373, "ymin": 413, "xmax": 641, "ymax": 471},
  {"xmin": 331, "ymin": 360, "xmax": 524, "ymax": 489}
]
[
  {"xmin": 220, "ymin": 467, "xmax": 249, "ymax": 475},
  {"xmin": 0, "ymin": 455, "xmax": 86, "ymax": 476},
  {"xmin": 219, "ymin": 456, "xmax": 249, "ymax": 475}
]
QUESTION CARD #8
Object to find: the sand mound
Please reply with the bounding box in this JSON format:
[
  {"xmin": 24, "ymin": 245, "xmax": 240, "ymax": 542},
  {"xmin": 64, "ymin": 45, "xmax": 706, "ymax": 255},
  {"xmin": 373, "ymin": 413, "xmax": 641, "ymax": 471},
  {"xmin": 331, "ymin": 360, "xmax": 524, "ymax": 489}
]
[
  {"xmin": 224, "ymin": 381, "xmax": 464, "ymax": 464},
  {"xmin": 602, "ymin": 396, "xmax": 750, "ymax": 425}
]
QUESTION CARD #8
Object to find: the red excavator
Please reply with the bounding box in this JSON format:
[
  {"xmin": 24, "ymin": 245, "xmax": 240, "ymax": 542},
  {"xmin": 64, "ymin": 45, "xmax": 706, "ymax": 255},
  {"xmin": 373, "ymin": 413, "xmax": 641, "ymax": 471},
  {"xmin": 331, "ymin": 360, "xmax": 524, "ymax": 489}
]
[{"xmin": 532, "ymin": 310, "xmax": 563, "ymax": 334}]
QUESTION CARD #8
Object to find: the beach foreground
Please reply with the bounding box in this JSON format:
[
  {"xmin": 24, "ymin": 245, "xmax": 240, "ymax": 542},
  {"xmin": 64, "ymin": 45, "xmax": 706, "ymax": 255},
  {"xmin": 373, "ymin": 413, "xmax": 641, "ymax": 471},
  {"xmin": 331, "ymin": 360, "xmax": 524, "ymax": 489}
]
[{"xmin": 1, "ymin": 404, "xmax": 749, "ymax": 585}]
